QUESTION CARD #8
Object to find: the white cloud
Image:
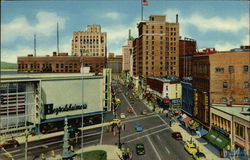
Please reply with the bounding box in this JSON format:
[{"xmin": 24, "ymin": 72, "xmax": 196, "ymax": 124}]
[
  {"xmin": 102, "ymin": 12, "xmax": 124, "ymax": 20},
  {"xmin": 163, "ymin": 9, "xmax": 180, "ymax": 23},
  {"xmin": 182, "ymin": 13, "xmax": 249, "ymax": 32},
  {"xmin": 1, "ymin": 38, "xmax": 72, "ymax": 63},
  {"xmin": 242, "ymin": 35, "xmax": 249, "ymax": 46},
  {"xmin": 214, "ymin": 42, "xmax": 239, "ymax": 51},
  {"xmin": 1, "ymin": 11, "xmax": 66, "ymax": 43}
]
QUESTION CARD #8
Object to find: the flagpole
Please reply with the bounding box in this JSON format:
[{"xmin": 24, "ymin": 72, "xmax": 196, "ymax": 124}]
[{"xmin": 141, "ymin": 0, "xmax": 143, "ymax": 21}]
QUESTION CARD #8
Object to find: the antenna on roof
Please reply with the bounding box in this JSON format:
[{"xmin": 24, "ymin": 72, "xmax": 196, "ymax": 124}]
[
  {"xmin": 34, "ymin": 33, "xmax": 36, "ymax": 56},
  {"xmin": 57, "ymin": 22, "xmax": 60, "ymax": 54}
]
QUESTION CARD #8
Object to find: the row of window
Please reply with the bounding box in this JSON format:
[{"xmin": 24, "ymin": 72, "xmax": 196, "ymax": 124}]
[
  {"xmin": 145, "ymin": 46, "xmax": 176, "ymax": 51},
  {"xmin": 145, "ymin": 25, "xmax": 177, "ymax": 31},
  {"xmin": 221, "ymin": 97, "xmax": 249, "ymax": 103},
  {"xmin": 223, "ymin": 81, "xmax": 249, "ymax": 88},
  {"xmin": 145, "ymin": 41, "xmax": 177, "ymax": 46},
  {"xmin": 145, "ymin": 36, "xmax": 177, "ymax": 41},
  {"xmin": 215, "ymin": 65, "xmax": 248, "ymax": 73},
  {"xmin": 145, "ymin": 30, "xmax": 177, "ymax": 35}
]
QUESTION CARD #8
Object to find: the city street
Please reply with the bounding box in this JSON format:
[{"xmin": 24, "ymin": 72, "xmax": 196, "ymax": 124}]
[
  {"xmin": 0, "ymin": 127, "xmax": 102, "ymax": 160},
  {"xmin": 102, "ymin": 82, "xmax": 193, "ymax": 160}
]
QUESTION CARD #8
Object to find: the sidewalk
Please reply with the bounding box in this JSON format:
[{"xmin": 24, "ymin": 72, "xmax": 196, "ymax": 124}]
[{"xmin": 141, "ymin": 100, "xmax": 227, "ymax": 160}]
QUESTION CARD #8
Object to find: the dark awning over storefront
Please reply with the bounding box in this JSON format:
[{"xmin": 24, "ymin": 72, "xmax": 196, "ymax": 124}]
[{"xmin": 204, "ymin": 129, "xmax": 230, "ymax": 150}]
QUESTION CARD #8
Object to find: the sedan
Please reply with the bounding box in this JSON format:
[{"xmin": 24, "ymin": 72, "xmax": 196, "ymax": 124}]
[
  {"xmin": 193, "ymin": 152, "xmax": 206, "ymax": 160},
  {"xmin": 0, "ymin": 139, "xmax": 20, "ymax": 149},
  {"xmin": 172, "ymin": 132, "xmax": 183, "ymax": 140},
  {"xmin": 120, "ymin": 113, "xmax": 126, "ymax": 119},
  {"xmin": 135, "ymin": 124, "xmax": 143, "ymax": 132},
  {"xmin": 184, "ymin": 142, "xmax": 198, "ymax": 155},
  {"xmin": 136, "ymin": 143, "xmax": 145, "ymax": 155}
]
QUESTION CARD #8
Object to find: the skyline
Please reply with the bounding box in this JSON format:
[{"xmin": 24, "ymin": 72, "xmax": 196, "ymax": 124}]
[{"xmin": 1, "ymin": 0, "xmax": 249, "ymax": 63}]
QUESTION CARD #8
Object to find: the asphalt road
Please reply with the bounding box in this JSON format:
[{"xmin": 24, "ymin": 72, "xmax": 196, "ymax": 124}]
[
  {"xmin": 104, "ymin": 82, "xmax": 193, "ymax": 160},
  {"xmin": 0, "ymin": 127, "xmax": 102, "ymax": 160}
]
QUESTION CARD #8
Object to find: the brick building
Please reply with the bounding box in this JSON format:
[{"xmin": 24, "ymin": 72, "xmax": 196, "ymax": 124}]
[
  {"xmin": 18, "ymin": 52, "xmax": 106, "ymax": 73},
  {"xmin": 179, "ymin": 37, "xmax": 197, "ymax": 78},
  {"xmin": 192, "ymin": 48, "xmax": 250, "ymax": 128},
  {"xmin": 122, "ymin": 30, "xmax": 134, "ymax": 72},
  {"xmin": 71, "ymin": 25, "xmax": 107, "ymax": 57},
  {"xmin": 133, "ymin": 15, "xmax": 180, "ymax": 77}
]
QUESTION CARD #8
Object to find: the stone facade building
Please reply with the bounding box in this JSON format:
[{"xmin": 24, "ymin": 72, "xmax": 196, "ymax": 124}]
[{"xmin": 71, "ymin": 25, "xmax": 107, "ymax": 57}]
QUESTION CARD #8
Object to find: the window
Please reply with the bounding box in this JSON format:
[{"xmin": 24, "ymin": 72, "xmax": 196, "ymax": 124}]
[
  {"xmin": 215, "ymin": 67, "xmax": 224, "ymax": 72},
  {"xmin": 244, "ymin": 82, "xmax": 249, "ymax": 88},
  {"xmin": 243, "ymin": 65, "xmax": 248, "ymax": 72},
  {"xmin": 166, "ymin": 85, "xmax": 168, "ymax": 90},
  {"xmin": 152, "ymin": 25, "xmax": 154, "ymax": 29},
  {"xmin": 244, "ymin": 97, "xmax": 249, "ymax": 103},
  {"xmin": 160, "ymin": 26, "xmax": 163, "ymax": 29},
  {"xmin": 221, "ymin": 97, "xmax": 227, "ymax": 103},
  {"xmin": 228, "ymin": 66, "xmax": 234, "ymax": 73},
  {"xmin": 235, "ymin": 123, "xmax": 245, "ymax": 139},
  {"xmin": 223, "ymin": 82, "xmax": 228, "ymax": 88},
  {"xmin": 152, "ymin": 36, "xmax": 154, "ymax": 40}
]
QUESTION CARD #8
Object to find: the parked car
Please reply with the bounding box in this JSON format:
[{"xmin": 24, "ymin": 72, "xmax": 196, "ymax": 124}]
[
  {"xmin": 0, "ymin": 139, "xmax": 20, "ymax": 149},
  {"xmin": 184, "ymin": 142, "xmax": 198, "ymax": 155},
  {"xmin": 135, "ymin": 124, "xmax": 143, "ymax": 132},
  {"xmin": 141, "ymin": 110, "xmax": 148, "ymax": 115},
  {"xmin": 110, "ymin": 119, "xmax": 121, "ymax": 125},
  {"xmin": 127, "ymin": 107, "xmax": 133, "ymax": 113},
  {"xmin": 120, "ymin": 113, "xmax": 126, "ymax": 119},
  {"xmin": 136, "ymin": 143, "xmax": 145, "ymax": 155},
  {"xmin": 172, "ymin": 132, "xmax": 183, "ymax": 140},
  {"xmin": 193, "ymin": 152, "xmax": 206, "ymax": 160}
]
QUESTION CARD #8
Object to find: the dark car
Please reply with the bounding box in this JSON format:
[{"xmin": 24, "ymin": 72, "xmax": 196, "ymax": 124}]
[
  {"xmin": 0, "ymin": 139, "xmax": 20, "ymax": 149},
  {"xmin": 172, "ymin": 132, "xmax": 183, "ymax": 140},
  {"xmin": 136, "ymin": 143, "xmax": 145, "ymax": 155}
]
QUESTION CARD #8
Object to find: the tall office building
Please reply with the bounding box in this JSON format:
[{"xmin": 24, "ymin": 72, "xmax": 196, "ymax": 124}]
[
  {"xmin": 133, "ymin": 15, "xmax": 180, "ymax": 77},
  {"xmin": 72, "ymin": 25, "xmax": 107, "ymax": 57},
  {"xmin": 122, "ymin": 30, "xmax": 134, "ymax": 72}
]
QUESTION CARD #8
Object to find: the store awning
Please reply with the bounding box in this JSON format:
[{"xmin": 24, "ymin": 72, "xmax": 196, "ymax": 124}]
[
  {"xmin": 183, "ymin": 116, "xmax": 192, "ymax": 122},
  {"xmin": 196, "ymin": 128, "xmax": 208, "ymax": 137},
  {"xmin": 204, "ymin": 129, "xmax": 230, "ymax": 150}
]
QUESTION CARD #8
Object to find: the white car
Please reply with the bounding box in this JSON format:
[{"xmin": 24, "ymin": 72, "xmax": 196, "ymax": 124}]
[{"xmin": 120, "ymin": 113, "xmax": 126, "ymax": 119}]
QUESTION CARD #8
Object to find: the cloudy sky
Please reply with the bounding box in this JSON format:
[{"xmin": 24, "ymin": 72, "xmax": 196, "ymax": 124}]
[{"xmin": 1, "ymin": 0, "xmax": 249, "ymax": 63}]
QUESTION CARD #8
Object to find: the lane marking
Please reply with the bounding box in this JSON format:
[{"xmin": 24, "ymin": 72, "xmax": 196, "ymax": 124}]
[
  {"xmin": 156, "ymin": 135, "xmax": 161, "ymax": 141},
  {"xmin": 165, "ymin": 146, "xmax": 170, "ymax": 154},
  {"xmin": 121, "ymin": 123, "xmax": 168, "ymax": 140},
  {"xmin": 126, "ymin": 128, "xmax": 168, "ymax": 143},
  {"xmin": 122, "ymin": 114, "xmax": 157, "ymax": 124},
  {"xmin": 147, "ymin": 136, "xmax": 162, "ymax": 160},
  {"xmin": 157, "ymin": 114, "xmax": 169, "ymax": 126},
  {"xmin": 121, "ymin": 92, "xmax": 137, "ymax": 116}
]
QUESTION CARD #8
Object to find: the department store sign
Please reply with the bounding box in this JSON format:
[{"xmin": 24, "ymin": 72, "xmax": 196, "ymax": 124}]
[{"xmin": 44, "ymin": 103, "xmax": 87, "ymax": 115}]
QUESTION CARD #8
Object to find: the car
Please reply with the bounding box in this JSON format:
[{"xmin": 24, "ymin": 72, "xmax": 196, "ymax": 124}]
[
  {"xmin": 172, "ymin": 132, "xmax": 183, "ymax": 140},
  {"xmin": 127, "ymin": 107, "xmax": 133, "ymax": 113},
  {"xmin": 193, "ymin": 152, "xmax": 206, "ymax": 160},
  {"xmin": 120, "ymin": 113, "xmax": 126, "ymax": 119},
  {"xmin": 0, "ymin": 139, "xmax": 20, "ymax": 149},
  {"xmin": 135, "ymin": 124, "xmax": 143, "ymax": 132},
  {"xmin": 184, "ymin": 142, "xmax": 198, "ymax": 155},
  {"xmin": 115, "ymin": 98, "xmax": 121, "ymax": 104},
  {"xmin": 136, "ymin": 143, "xmax": 145, "ymax": 155},
  {"xmin": 110, "ymin": 119, "xmax": 121, "ymax": 125},
  {"xmin": 141, "ymin": 110, "xmax": 148, "ymax": 115}
]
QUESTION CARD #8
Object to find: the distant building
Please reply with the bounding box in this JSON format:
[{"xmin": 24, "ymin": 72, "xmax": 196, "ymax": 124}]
[
  {"xmin": 146, "ymin": 76, "xmax": 182, "ymax": 110},
  {"xmin": 71, "ymin": 25, "xmax": 107, "ymax": 57},
  {"xmin": 209, "ymin": 105, "xmax": 250, "ymax": 159},
  {"xmin": 133, "ymin": 15, "xmax": 180, "ymax": 77},
  {"xmin": 179, "ymin": 37, "xmax": 197, "ymax": 78},
  {"xmin": 107, "ymin": 53, "xmax": 122, "ymax": 73},
  {"xmin": 181, "ymin": 80, "xmax": 193, "ymax": 117},
  {"xmin": 192, "ymin": 48, "xmax": 250, "ymax": 128},
  {"xmin": 122, "ymin": 30, "xmax": 134, "ymax": 72},
  {"xmin": 17, "ymin": 52, "xmax": 106, "ymax": 73}
]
